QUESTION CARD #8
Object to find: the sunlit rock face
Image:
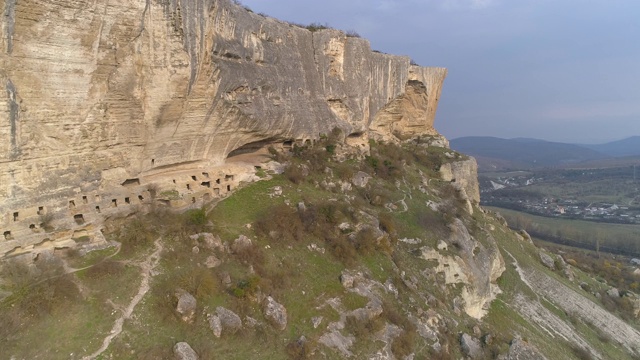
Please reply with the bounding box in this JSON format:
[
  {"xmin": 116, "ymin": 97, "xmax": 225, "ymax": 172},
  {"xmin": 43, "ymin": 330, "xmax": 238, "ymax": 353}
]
[{"xmin": 0, "ymin": 0, "xmax": 446, "ymax": 256}]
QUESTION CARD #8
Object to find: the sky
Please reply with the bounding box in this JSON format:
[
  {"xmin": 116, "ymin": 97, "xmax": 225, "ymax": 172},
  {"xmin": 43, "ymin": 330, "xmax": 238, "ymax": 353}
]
[{"xmin": 239, "ymin": 0, "xmax": 640, "ymax": 144}]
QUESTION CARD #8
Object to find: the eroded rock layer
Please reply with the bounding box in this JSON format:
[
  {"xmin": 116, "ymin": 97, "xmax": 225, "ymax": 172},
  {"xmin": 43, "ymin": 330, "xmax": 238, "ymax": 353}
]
[{"xmin": 0, "ymin": 0, "xmax": 447, "ymax": 256}]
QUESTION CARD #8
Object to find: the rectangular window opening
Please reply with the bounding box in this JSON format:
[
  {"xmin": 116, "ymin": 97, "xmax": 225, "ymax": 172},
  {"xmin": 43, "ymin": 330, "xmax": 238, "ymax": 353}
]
[
  {"xmin": 38, "ymin": 206, "xmax": 44, "ymax": 215},
  {"xmin": 95, "ymin": 206, "xmax": 101, "ymax": 213},
  {"xmin": 69, "ymin": 200, "xmax": 76, "ymax": 208},
  {"xmin": 74, "ymin": 214, "xmax": 85, "ymax": 225},
  {"xmin": 201, "ymin": 181, "xmax": 211, "ymax": 188},
  {"xmin": 112, "ymin": 199, "xmax": 118, "ymax": 207},
  {"xmin": 13, "ymin": 212, "xmax": 18, "ymax": 222},
  {"xmin": 125, "ymin": 197, "xmax": 130, "ymax": 204},
  {"xmin": 3, "ymin": 231, "xmax": 11, "ymax": 240}
]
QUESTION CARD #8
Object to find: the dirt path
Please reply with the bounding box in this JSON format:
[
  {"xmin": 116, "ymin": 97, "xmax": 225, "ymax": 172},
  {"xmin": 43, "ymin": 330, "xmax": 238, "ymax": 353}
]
[{"xmin": 82, "ymin": 238, "xmax": 163, "ymax": 360}]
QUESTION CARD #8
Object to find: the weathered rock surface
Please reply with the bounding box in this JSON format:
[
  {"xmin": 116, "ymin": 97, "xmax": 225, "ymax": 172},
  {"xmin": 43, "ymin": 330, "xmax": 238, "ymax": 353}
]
[
  {"xmin": 0, "ymin": 0, "xmax": 446, "ymax": 259},
  {"xmin": 539, "ymin": 252, "xmax": 555, "ymax": 270},
  {"xmin": 173, "ymin": 342, "xmax": 199, "ymax": 360},
  {"xmin": 461, "ymin": 333, "xmax": 483, "ymax": 359},
  {"xmin": 216, "ymin": 306, "xmax": 242, "ymax": 334},
  {"xmin": 208, "ymin": 314, "xmax": 222, "ymax": 338},
  {"xmin": 420, "ymin": 219, "xmax": 505, "ymax": 319},
  {"xmin": 440, "ymin": 157, "xmax": 480, "ymax": 204},
  {"xmin": 263, "ymin": 296, "xmax": 287, "ymax": 331},
  {"xmin": 498, "ymin": 339, "xmax": 547, "ymax": 360},
  {"xmin": 175, "ymin": 289, "xmax": 197, "ymax": 323}
]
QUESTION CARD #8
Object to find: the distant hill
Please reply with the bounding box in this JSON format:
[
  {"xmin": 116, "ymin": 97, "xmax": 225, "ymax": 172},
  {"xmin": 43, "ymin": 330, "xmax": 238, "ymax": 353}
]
[
  {"xmin": 580, "ymin": 136, "xmax": 640, "ymax": 157},
  {"xmin": 450, "ymin": 136, "xmax": 608, "ymax": 170}
]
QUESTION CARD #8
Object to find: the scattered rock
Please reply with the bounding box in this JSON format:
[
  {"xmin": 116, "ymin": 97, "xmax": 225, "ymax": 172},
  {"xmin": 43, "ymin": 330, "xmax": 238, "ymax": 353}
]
[
  {"xmin": 340, "ymin": 272, "xmax": 357, "ymax": 288},
  {"xmin": 498, "ymin": 338, "xmax": 547, "ymax": 360},
  {"xmin": 190, "ymin": 233, "xmax": 223, "ymax": 252},
  {"xmin": 232, "ymin": 235, "xmax": 252, "ymax": 253},
  {"xmin": 437, "ymin": 240, "xmax": 448, "ymax": 251},
  {"xmin": 173, "ymin": 342, "xmax": 198, "ymax": 360},
  {"xmin": 208, "ymin": 314, "xmax": 222, "ymax": 338},
  {"xmin": 216, "ymin": 306, "xmax": 242, "ymax": 334},
  {"xmin": 205, "ymin": 255, "xmax": 221, "ymax": 268},
  {"xmin": 319, "ymin": 331, "xmax": 355, "ymax": 357},
  {"xmin": 351, "ymin": 171, "xmax": 371, "ymax": 188},
  {"xmin": 312, "ymin": 316, "xmax": 323, "ymax": 329},
  {"xmin": 298, "ymin": 202, "xmax": 306, "ymax": 211},
  {"xmin": 175, "ymin": 289, "xmax": 197, "ymax": 323},
  {"xmin": 191, "ymin": 246, "xmax": 200, "ymax": 254},
  {"xmin": 518, "ymin": 230, "xmax": 533, "ymax": 244},
  {"xmin": 220, "ymin": 272, "xmax": 232, "ymax": 288},
  {"xmin": 460, "ymin": 333, "xmax": 483, "ymax": 359},
  {"xmin": 607, "ymin": 287, "xmax": 620, "ymax": 298},
  {"xmin": 272, "ymin": 186, "xmax": 283, "ymax": 196},
  {"xmin": 245, "ymin": 316, "xmax": 261, "ymax": 328},
  {"xmin": 539, "ymin": 252, "xmax": 555, "ymax": 270},
  {"xmin": 263, "ymin": 296, "xmax": 288, "ymax": 330},
  {"xmin": 563, "ymin": 267, "xmax": 575, "ymax": 281}
]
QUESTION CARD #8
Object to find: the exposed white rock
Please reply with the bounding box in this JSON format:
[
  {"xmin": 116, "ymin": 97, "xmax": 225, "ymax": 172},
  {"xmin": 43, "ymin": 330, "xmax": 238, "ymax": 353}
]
[{"xmin": 216, "ymin": 306, "xmax": 242, "ymax": 334}]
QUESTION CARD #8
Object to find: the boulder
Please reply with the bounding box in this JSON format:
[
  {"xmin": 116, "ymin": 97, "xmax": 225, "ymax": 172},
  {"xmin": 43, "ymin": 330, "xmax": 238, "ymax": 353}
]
[
  {"xmin": 539, "ymin": 252, "xmax": 555, "ymax": 270},
  {"xmin": 173, "ymin": 342, "xmax": 198, "ymax": 360},
  {"xmin": 232, "ymin": 235, "xmax": 252, "ymax": 253},
  {"xmin": 204, "ymin": 255, "xmax": 221, "ymax": 268},
  {"xmin": 263, "ymin": 296, "xmax": 288, "ymax": 330},
  {"xmin": 175, "ymin": 289, "xmax": 197, "ymax": 323},
  {"xmin": 216, "ymin": 306, "xmax": 242, "ymax": 334},
  {"xmin": 351, "ymin": 171, "xmax": 371, "ymax": 188},
  {"xmin": 208, "ymin": 314, "xmax": 222, "ymax": 338},
  {"xmin": 607, "ymin": 287, "xmax": 620, "ymax": 298},
  {"xmin": 460, "ymin": 333, "xmax": 483, "ymax": 359}
]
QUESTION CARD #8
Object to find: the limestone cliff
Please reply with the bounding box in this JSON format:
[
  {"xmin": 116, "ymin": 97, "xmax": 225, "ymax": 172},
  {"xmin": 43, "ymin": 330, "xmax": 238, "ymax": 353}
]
[{"xmin": 0, "ymin": 0, "xmax": 446, "ymax": 256}]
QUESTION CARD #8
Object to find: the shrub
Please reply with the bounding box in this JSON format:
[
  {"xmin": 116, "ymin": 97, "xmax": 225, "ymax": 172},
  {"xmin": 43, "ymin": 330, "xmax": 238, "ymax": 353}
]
[
  {"xmin": 118, "ymin": 218, "xmax": 156, "ymax": 255},
  {"xmin": 286, "ymin": 337, "xmax": 314, "ymax": 360},
  {"xmin": 391, "ymin": 329, "xmax": 416, "ymax": 359},
  {"xmin": 185, "ymin": 208, "xmax": 207, "ymax": 228},
  {"xmin": 284, "ymin": 164, "xmax": 305, "ymax": 184},
  {"xmin": 345, "ymin": 315, "xmax": 384, "ymax": 338}
]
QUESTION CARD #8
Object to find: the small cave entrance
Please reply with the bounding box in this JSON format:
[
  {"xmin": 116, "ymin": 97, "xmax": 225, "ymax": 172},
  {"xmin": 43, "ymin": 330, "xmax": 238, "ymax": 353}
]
[
  {"xmin": 121, "ymin": 178, "xmax": 141, "ymax": 187},
  {"xmin": 225, "ymin": 138, "xmax": 276, "ymax": 163},
  {"xmin": 69, "ymin": 200, "xmax": 76, "ymax": 209},
  {"xmin": 82, "ymin": 195, "xmax": 88, "ymax": 204},
  {"xmin": 111, "ymin": 199, "xmax": 118, "ymax": 208},
  {"xmin": 37, "ymin": 206, "xmax": 44, "ymax": 215},
  {"xmin": 13, "ymin": 212, "xmax": 18, "ymax": 222},
  {"xmin": 227, "ymin": 185, "xmax": 231, "ymax": 192},
  {"xmin": 201, "ymin": 181, "xmax": 211, "ymax": 188},
  {"xmin": 225, "ymin": 175, "xmax": 234, "ymax": 182},
  {"xmin": 74, "ymin": 214, "xmax": 85, "ymax": 225},
  {"xmin": 95, "ymin": 206, "xmax": 101, "ymax": 213},
  {"xmin": 3, "ymin": 231, "xmax": 12, "ymax": 240}
]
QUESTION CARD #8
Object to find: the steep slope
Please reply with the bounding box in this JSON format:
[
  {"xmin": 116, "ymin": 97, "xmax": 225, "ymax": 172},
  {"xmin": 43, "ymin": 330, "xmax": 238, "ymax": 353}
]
[{"xmin": 2, "ymin": 140, "xmax": 638, "ymax": 359}]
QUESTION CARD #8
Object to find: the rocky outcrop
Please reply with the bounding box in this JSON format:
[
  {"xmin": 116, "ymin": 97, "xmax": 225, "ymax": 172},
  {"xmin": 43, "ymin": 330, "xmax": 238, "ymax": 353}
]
[
  {"xmin": 420, "ymin": 219, "xmax": 505, "ymax": 319},
  {"xmin": 215, "ymin": 306, "xmax": 242, "ymax": 334},
  {"xmin": 0, "ymin": 0, "xmax": 446, "ymax": 259},
  {"xmin": 440, "ymin": 157, "xmax": 480, "ymax": 204}
]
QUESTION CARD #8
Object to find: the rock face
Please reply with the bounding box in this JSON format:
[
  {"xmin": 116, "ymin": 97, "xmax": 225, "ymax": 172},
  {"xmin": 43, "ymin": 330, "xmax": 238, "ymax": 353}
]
[
  {"xmin": 0, "ymin": 0, "xmax": 446, "ymax": 258},
  {"xmin": 420, "ymin": 218, "xmax": 505, "ymax": 319}
]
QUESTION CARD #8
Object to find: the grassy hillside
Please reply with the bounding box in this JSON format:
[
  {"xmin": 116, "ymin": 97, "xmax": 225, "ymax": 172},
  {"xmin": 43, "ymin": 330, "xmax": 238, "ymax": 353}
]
[{"xmin": 1, "ymin": 137, "xmax": 639, "ymax": 360}]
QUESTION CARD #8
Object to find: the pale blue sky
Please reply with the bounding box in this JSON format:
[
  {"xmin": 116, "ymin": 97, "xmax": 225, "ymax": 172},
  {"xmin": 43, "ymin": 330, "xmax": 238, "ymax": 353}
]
[{"xmin": 240, "ymin": 0, "xmax": 640, "ymax": 143}]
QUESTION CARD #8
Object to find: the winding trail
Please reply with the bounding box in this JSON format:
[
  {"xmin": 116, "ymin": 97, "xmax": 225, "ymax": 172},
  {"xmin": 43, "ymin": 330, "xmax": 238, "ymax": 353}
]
[{"xmin": 82, "ymin": 238, "xmax": 163, "ymax": 360}]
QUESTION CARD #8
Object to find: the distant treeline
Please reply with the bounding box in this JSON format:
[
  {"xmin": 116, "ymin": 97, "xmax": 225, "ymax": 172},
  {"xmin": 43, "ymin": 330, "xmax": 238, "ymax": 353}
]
[{"xmin": 492, "ymin": 207, "xmax": 640, "ymax": 257}]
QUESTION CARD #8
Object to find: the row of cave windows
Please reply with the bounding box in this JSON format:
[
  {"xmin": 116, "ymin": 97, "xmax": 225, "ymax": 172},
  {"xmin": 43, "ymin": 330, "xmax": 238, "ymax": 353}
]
[{"xmin": 3, "ymin": 186, "xmax": 232, "ymax": 241}]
